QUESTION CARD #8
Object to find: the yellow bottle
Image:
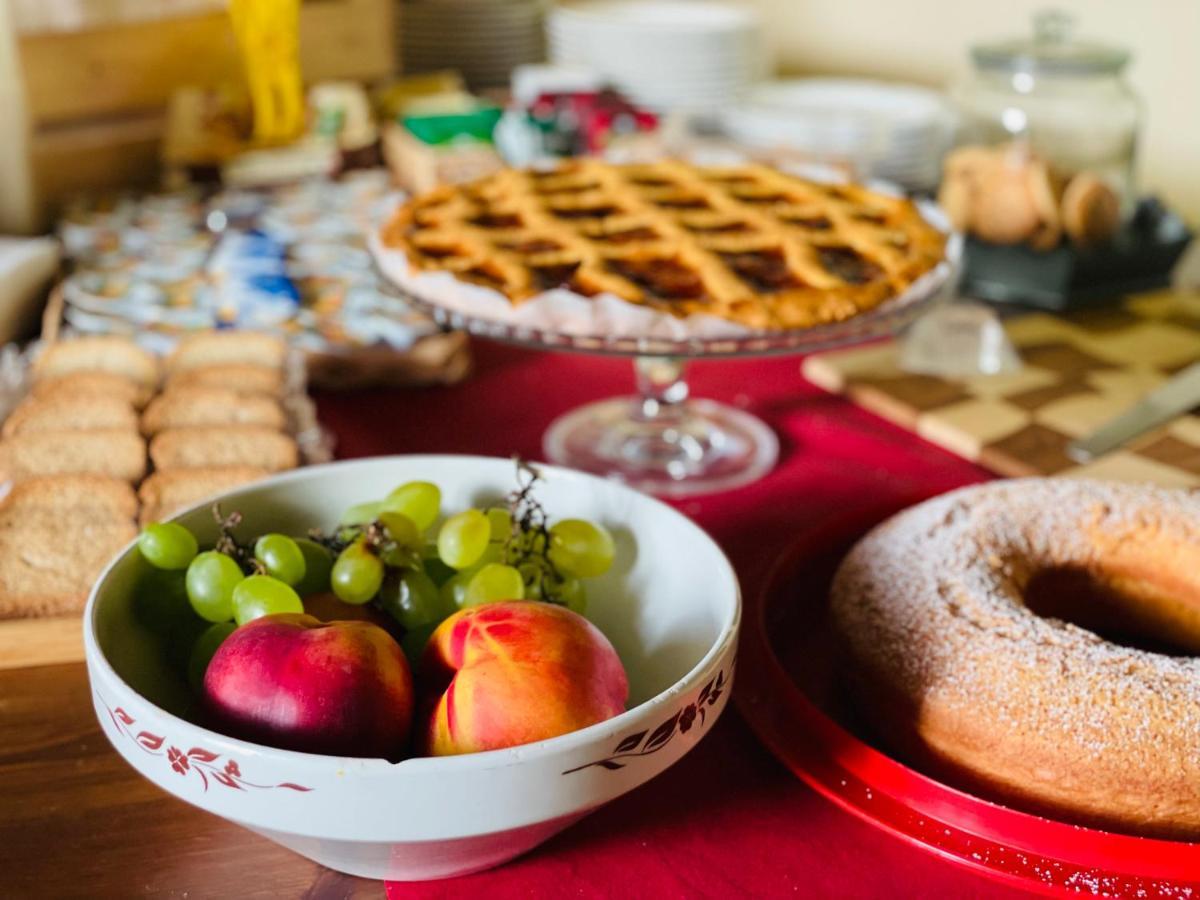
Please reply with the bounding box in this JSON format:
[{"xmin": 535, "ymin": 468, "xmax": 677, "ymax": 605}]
[{"xmin": 229, "ymin": 0, "xmax": 306, "ymax": 144}]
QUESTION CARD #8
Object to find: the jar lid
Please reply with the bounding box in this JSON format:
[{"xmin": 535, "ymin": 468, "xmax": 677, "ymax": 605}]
[{"xmin": 971, "ymin": 10, "xmax": 1130, "ymax": 75}]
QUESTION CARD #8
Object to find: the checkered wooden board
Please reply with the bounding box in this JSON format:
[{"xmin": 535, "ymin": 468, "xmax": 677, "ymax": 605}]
[{"xmin": 802, "ymin": 290, "xmax": 1200, "ymax": 487}]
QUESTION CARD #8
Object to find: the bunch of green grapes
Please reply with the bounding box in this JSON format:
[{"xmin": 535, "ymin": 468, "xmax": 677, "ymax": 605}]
[
  {"xmin": 135, "ymin": 513, "xmax": 332, "ymax": 690},
  {"xmin": 132, "ymin": 465, "xmax": 616, "ymax": 691},
  {"xmin": 320, "ymin": 468, "xmax": 615, "ymax": 655}
]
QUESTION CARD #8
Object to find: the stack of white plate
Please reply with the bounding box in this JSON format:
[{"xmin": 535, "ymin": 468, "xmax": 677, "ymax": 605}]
[
  {"xmin": 720, "ymin": 79, "xmax": 956, "ymax": 192},
  {"xmin": 401, "ymin": 0, "xmax": 546, "ymax": 89},
  {"xmin": 546, "ymin": 1, "xmax": 765, "ymax": 114}
]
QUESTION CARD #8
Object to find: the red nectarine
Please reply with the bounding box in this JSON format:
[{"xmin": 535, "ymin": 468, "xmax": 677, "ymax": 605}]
[{"xmin": 203, "ymin": 613, "xmax": 413, "ymax": 759}]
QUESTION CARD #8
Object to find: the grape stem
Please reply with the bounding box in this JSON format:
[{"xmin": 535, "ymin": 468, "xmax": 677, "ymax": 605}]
[
  {"xmin": 306, "ymin": 527, "xmax": 355, "ymax": 556},
  {"xmin": 307, "ymin": 521, "xmax": 417, "ymax": 571},
  {"xmin": 504, "ymin": 458, "xmax": 568, "ymax": 606},
  {"xmin": 210, "ymin": 505, "xmax": 265, "ymax": 575}
]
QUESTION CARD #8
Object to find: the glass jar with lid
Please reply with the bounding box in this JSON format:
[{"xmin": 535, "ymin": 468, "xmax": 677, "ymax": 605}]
[{"xmin": 950, "ymin": 10, "xmax": 1140, "ymax": 215}]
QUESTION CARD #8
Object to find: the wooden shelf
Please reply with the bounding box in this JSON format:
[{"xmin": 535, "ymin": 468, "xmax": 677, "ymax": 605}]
[{"xmin": 6, "ymin": 0, "xmax": 397, "ymax": 231}]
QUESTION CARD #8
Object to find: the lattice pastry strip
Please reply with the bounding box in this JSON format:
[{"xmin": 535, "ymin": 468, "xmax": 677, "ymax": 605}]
[{"xmin": 381, "ymin": 159, "xmax": 946, "ymax": 331}]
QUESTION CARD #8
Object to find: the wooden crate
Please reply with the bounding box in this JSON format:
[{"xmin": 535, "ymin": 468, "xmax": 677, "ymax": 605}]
[{"xmin": 4, "ymin": 0, "xmax": 397, "ymax": 233}]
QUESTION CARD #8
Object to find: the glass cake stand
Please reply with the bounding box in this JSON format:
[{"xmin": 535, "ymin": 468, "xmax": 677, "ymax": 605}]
[{"xmin": 378, "ymin": 259, "xmax": 955, "ymax": 498}]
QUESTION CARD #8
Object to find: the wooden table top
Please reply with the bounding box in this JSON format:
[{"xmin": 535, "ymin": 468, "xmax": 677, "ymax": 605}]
[{"xmin": 0, "ymin": 662, "xmax": 382, "ymax": 899}]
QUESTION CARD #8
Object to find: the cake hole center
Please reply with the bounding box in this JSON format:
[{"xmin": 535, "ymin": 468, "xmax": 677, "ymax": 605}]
[{"xmin": 1023, "ymin": 565, "xmax": 1200, "ymax": 657}]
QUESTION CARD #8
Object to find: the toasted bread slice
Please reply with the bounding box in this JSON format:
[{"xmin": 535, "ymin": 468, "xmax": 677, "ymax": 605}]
[
  {"xmin": 150, "ymin": 426, "xmax": 298, "ymax": 472},
  {"xmin": 3, "ymin": 394, "xmax": 138, "ymax": 437},
  {"xmin": 166, "ymin": 332, "xmax": 288, "ymax": 373},
  {"xmin": 34, "ymin": 336, "xmax": 159, "ymax": 388},
  {"xmin": 0, "ymin": 429, "xmax": 146, "ymax": 483},
  {"xmin": 0, "ymin": 476, "xmax": 137, "ymax": 619},
  {"xmin": 141, "ymin": 387, "xmax": 286, "ymax": 436},
  {"xmin": 166, "ymin": 364, "xmax": 286, "ymax": 397},
  {"xmin": 6, "ymin": 474, "xmax": 138, "ymax": 518},
  {"xmin": 31, "ymin": 371, "xmax": 154, "ymax": 409},
  {"xmin": 138, "ymin": 465, "xmax": 270, "ymax": 525}
]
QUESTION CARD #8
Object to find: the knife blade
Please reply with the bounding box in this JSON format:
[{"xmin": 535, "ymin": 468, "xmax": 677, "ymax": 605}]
[{"xmin": 1068, "ymin": 361, "xmax": 1200, "ymax": 463}]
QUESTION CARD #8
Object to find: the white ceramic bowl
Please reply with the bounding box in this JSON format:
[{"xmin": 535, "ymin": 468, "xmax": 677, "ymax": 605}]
[{"xmin": 84, "ymin": 456, "xmax": 740, "ymax": 881}]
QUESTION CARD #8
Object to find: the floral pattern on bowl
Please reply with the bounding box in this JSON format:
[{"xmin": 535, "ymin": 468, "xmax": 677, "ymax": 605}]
[
  {"xmin": 100, "ymin": 695, "xmax": 313, "ymax": 794},
  {"xmin": 564, "ymin": 666, "xmax": 731, "ymax": 774}
]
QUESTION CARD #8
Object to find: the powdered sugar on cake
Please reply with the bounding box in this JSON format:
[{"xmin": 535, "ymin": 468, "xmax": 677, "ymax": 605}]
[{"xmin": 830, "ymin": 478, "xmax": 1200, "ymax": 835}]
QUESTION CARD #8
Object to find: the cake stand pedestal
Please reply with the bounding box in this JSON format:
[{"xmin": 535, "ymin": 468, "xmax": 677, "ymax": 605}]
[{"xmin": 543, "ymin": 355, "xmax": 778, "ymax": 497}]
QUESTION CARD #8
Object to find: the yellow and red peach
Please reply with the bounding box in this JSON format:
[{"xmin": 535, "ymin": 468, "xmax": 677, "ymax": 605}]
[
  {"xmin": 418, "ymin": 600, "xmax": 628, "ymax": 755},
  {"xmin": 203, "ymin": 613, "xmax": 413, "ymax": 759}
]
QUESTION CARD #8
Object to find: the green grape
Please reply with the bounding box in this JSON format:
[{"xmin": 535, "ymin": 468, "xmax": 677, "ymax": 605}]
[
  {"xmin": 422, "ymin": 552, "xmax": 457, "ymax": 587},
  {"xmin": 335, "ymin": 527, "xmax": 355, "ymax": 545},
  {"xmin": 440, "ymin": 570, "xmax": 472, "ymax": 610},
  {"xmin": 379, "ymin": 568, "xmax": 449, "ymax": 629},
  {"xmin": 548, "ymin": 519, "xmax": 615, "ymax": 578},
  {"xmin": 518, "ymin": 528, "xmax": 548, "ymax": 555},
  {"xmin": 401, "ymin": 622, "xmax": 438, "ymax": 669},
  {"xmin": 340, "ymin": 500, "xmax": 382, "ymax": 526},
  {"xmin": 138, "ymin": 523, "xmax": 199, "ymax": 571},
  {"xmin": 132, "ymin": 565, "xmax": 194, "ymax": 634},
  {"xmin": 384, "ymin": 481, "xmax": 441, "ymax": 530},
  {"xmin": 232, "ymin": 575, "xmax": 304, "ymax": 625},
  {"xmin": 437, "ymin": 509, "xmax": 490, "ymax": 569},
  {"xmin": 464, "ymin": 564, "xmax": 524, "ymax": 607},
  {"xmin": 520, "ymin": 564, "xmax": 549, "ymax": 600},
  {"xmin": 293, "ymin": 538, "xmax": 333, "ymax": 596},
  {"xmin": 331, "ymin": 542, "xmax": 385, "ymax": 605},
  {"xmin": 558, "ymin": 578, "xmax": 587, "ymax": 616},
  {"xmin": 185, "ymin": 551, "xmax": 244, "ymax": 623},
  {"xmin": 476, "ymin": 542, "xmax": 504, "ymax": 567},
  {"xmin": 379, "ymin": 512, "xmax": 422, "ymax": 550},
  {"xmin": 486, "ymin": 507, "xmax": 513, "ymax": 541},
  {"xmin": 380, "ymin": 541, "xmax": 419, "ymax": 568},
  {"xmin": 253, "ymin": 534, "xmax": 306, "ymax": 587},
  {"xmin": 187, "ymin": 621, "xmax": 236, "ymax": 693},
  {"xmin": 132, "ymin": 560, "xmax": 208, "ymax": 679}
]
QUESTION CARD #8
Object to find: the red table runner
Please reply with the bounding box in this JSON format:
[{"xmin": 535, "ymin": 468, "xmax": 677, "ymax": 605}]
[{"xmin": 316, "ymin": 341, "xmax": 1025, "ymax": 899}]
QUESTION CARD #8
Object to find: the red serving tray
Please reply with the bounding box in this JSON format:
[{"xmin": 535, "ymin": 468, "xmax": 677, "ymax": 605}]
[{"xmin": 735, "ymin": 500, "xmax": 1200, "ymax": 898}]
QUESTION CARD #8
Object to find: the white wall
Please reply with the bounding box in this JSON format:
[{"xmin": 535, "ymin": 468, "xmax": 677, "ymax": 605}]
[{"xmin": 743, "ymin": 0, "xmax": 1200, "ymax": 222}]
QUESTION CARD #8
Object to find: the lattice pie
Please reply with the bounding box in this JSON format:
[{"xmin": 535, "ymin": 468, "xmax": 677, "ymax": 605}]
[{"xmin": 381, "ymin": 159, "xmax": 947, "ymax": 331}]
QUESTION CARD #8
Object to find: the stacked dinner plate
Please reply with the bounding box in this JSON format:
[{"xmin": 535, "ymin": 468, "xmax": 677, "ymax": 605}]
[
  {"xmin": 400, "ymin": 0, "xmax": 546, "ymax": 89},
  {"xmin": 546, "ymin": 0, "xmax": 765, "ymax": 114},
  {"xmin": 720, "ymin": 79, "xmax": 956, "ymax": 192}
]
